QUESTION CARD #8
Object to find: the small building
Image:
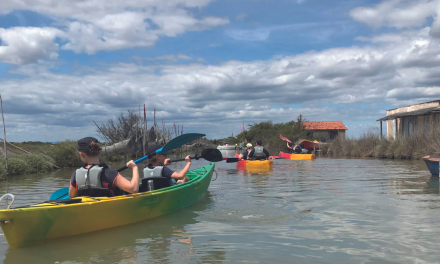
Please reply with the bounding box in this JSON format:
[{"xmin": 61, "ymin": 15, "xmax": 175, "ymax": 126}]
[
  {"xmin": 303, "ymin": 122, "xmax": 347, "ymax": 142},
  {"xmin": 376, "ymin": 100, "xmax": 440, "ymax": 139}
]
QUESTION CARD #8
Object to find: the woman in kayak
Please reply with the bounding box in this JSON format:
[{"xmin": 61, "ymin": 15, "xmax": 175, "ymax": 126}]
[
  {"xmin": 69, "ymin": 137, "xmax": 140, "ymax": 198},
  {"xmin": 239, "ymin": 143, "xmax": 252, "ymax": 160},
  {"xmin": 144, "ymin": 144, "xmax": 191, "ymax": 184}
]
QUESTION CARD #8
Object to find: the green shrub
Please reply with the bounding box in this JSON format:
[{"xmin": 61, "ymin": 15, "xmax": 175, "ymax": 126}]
[
  {"xmin": 7, "ymin": 157, "xmax": 29, "ymax": 175},
  {"xmin": 14, "ymin": 155, "xmax": 53, "ymax": 173}
]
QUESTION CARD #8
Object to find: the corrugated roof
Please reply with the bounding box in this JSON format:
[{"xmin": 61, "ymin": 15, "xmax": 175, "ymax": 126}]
[
  {"xmin": 376, "ymin": 107, "xmax": 440, "ymax": 121},
  {"xmin": 303, "ymin": 122, "xmax": 347, "ymax": 130}
]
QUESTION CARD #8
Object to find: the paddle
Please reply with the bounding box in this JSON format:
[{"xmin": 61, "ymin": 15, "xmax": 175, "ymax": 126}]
[
  {"xmin": 226, "ymin": 155, "xmax": 278, "ymax": 163},
  {"xmin": 279, "ymin": 134, "xmax": 292, "ymax": 143},
  {"xmin": 116, "ymin": 133, "xmax": 206, "ymax": 172},
  {"xmin": 49, "ymin": 133, "xmax": 206, "ymax": 201},
  {"xmin": 167, "ymin": 148, "xmax": 223, "ymax": 163},
  {"xmin": 49, "ymin": 187, "xmax": 70, "ymax": 200}
]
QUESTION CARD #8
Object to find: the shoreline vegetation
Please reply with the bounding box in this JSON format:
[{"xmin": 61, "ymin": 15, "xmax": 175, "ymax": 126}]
[
  {"xmin": 3, "ymin": 114, "xmax": 436, "ymax": 179},
  {"xmin": 0, "ymin": 109, "xmax": 214, "ymax": 179},
  {"xmin": 0, "ymin": 138, "xmax": 214, "ymax": 179},
  {"xmin": 323, "ymin": 128, "xmax": 440, "ymax": 160}
]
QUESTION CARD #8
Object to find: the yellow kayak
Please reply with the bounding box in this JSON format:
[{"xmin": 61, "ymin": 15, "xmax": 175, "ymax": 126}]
[
  {"xmin": 280, "ymin": 151, "xmax": 315, "ymax": 160},
  {"xmin": 0, "ymin": 163, "xmax": 215, "ymax": 248}
]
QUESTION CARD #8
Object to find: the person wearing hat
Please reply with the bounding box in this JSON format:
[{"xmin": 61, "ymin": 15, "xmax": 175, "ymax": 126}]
[
  {"xmin": 144, "ymin": 144, "xmax": 191, "ymax": 185},
  {"xmin": 238, "ymin": 143, "xmax": 253, "ymax": 160},
  {"xmin": 247, "ymin": 139, "xmax": 270, "ymax": 160},
  {"xmin": 69, "ymin": 137, "xmax": 140, "ymax": 198}
]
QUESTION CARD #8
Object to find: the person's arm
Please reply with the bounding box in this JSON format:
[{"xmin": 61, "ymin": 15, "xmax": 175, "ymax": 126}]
[
  {"xmin": 69, "ymin": 185, "xmax": 78, "ymax": 198},
  {"xmin": 171, "ymin": 155, "xmax": 191, "ymax": 179},
  {"xmin": 287, "ymin": 142, "xmax": 292, "ymax": 149},
  {"xmin": 69, "ymin": 172, "xmax": 78, "ymax": 198},
  {"xmin": 264, "ymin": 149, "xmax": 270, "ymax": 160},
  {"xmin": 114, "ymin": 160, "xmax": 139, "ymax": 194},
  {"xmin": 248, "ymin": 150, "xmax": 254, "ymax": 159}
]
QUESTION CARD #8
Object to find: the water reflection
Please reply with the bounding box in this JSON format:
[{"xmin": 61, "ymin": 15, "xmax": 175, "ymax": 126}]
[{"xmin": 389, "ymin": 175, "xmax": 440, "ymax": 195}]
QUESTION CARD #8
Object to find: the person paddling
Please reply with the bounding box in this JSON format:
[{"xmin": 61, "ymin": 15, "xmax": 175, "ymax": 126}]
[
  {"xmin": 287, "ymin": 141, "xmax": 302, "ymax": 154},
  {"xmin": 239, "ymin": 143, "xmax": 253, "ymax": 160},
  {"xmin": 144, "ymin": 144, "xmax": 191, "ymax": 185},
  {"xmin": 69, "ymin": 137, "xmax": 140, "ymax": 198},
  {"xmin": 248, "ymin": 139, "xmax": 270, "ymax": 160}
]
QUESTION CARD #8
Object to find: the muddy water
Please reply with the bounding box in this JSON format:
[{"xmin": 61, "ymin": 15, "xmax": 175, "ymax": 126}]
[{"xmin": 0, "ymin": 152, "xmax": 438, "ymax": 263}]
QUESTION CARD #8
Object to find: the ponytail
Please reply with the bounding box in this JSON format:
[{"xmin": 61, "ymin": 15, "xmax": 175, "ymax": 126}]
[{"xmin": 87, "ymin": 141, "xmax": 101, "ymax": 157}]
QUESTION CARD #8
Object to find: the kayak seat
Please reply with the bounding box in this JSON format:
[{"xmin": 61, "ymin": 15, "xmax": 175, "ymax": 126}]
[
  {"xmin": 77, "ymin": 187, "xmax": 114, "ymax": 198},
  {"xmin": 139, "ymin": 177, "xmax": 171, "ymax": 192}
]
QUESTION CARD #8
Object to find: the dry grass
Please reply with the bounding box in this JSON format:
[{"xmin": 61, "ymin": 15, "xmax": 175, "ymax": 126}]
[{"xmin": 327, "ymin": 128, "xmax": 440, "ymax": 159}]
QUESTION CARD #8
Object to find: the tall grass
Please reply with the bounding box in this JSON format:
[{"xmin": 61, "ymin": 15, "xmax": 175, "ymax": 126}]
[
  {"xmin": 0, "ymin": 140, "xmax": 127, "ymax": 179},
  {"xmin": 327, "ymin": 128, "xmax": 440, "ymax": 159}
]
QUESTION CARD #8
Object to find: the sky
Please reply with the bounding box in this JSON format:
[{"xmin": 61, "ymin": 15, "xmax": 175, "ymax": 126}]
[{"xmin": 0, "ymin": 0, "xmax": 440, "ymax": 142}]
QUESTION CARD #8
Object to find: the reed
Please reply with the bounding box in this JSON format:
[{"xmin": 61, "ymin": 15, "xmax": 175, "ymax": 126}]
[{"xmin": 327, "ymin": 128, "xmax": 440, "ymax": 159}]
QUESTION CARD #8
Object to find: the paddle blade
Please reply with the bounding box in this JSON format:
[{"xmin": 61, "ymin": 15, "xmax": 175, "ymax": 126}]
[
  {"xmin": 279, "ymin": 134, "xmax": 292, "ymax": 143},
  {"xmin": 201, "ymin": 148, "xmax": 223, "ymax": 162},
  {"xmin": 49, "ymin": 188, "xmax": 70, "ymax": 201},
  {"xmin": 161, "ymin": 133, "xmax": 206, "ymax": 153},
  {"xmin": 226, "ymin": 158, "xmax": 239, "ymax": 163}
]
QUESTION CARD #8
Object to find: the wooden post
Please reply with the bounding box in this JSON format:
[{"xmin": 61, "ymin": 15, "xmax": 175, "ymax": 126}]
[
  {"xmin": 380, "ymin": 121, "xmax": 383, "ymax": 139},
  {"xmin": 143, "ymin": 104, "xmax": 146, "ymax": 156},
  {"xmin": 0, "ymin": 95, "xmax": 7, "ymax": 174}
]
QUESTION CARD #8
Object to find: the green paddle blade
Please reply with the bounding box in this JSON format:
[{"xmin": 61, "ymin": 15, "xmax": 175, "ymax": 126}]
[{"xmin": 201, "ymin": 148, "xmax": 223, "ymax": 162}]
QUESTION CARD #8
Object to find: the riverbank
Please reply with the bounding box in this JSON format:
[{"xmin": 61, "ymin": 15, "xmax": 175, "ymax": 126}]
[
  {"xmin": 0, "ymin": 141, "xmax": 126, "ymax": 179},
  {"xmin": 323, "ymin": 129, "xmax": 440, "ymax": 160}
]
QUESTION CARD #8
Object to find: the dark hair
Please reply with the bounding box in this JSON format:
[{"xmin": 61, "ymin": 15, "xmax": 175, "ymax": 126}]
[
  {"xmin": 147, "ymin": 154, "xmax": 158, "ymax": 163},
  {"xmin": 86, "ymin": 141, "xmax": 101, "ymax": 157}
]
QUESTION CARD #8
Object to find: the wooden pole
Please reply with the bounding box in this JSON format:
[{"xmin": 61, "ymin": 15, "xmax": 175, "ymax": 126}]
[
  {"xmin": 380, "ymin": 121, "xmax": 383, "ymax": 140},
  {"xmin": 143, "ymin": 104, "xmax": 146, "ymax": 156},
  {"xmin": 0, "ymin": 95, "xmax": 7, "ymax": 174}
]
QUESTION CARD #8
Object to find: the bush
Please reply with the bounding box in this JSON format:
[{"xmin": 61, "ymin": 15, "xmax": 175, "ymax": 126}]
[
  {"xmin": 49, "ymin": 140, "xmax": 83, "ymax": 168},
  {"xmin": 221, "ymin": 115, "xmax": 315, "ymax": 154},
  {"xmin": 14, "ymin": 155, "xmax": 53, "ymax": 173},
  {"xmin": 7, "ymin": 157, "xmax": 29, "ymax": 175}
]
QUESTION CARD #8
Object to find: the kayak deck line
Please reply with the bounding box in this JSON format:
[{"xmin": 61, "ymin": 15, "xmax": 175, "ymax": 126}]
[{"xmin": 0, "ymin": 163, "xmax": 215, "ymax": 248}]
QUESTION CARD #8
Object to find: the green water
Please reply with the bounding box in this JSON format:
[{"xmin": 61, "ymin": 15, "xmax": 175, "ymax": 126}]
[{"xmin": 0, "ymin": 153, "xmax": 438, "ymax": 263}]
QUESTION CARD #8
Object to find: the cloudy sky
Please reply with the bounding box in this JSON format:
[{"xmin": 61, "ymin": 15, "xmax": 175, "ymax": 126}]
[{"xmin": 0, "ymin": 0, "xmax": 439, "ymax": 142}]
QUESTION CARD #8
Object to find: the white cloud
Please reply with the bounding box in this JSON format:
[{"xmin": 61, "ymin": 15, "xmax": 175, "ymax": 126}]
[
  {"xmin": 0, "ymin": 27, "xmax": 62, "ymax": 64},
  {"xmin": 350, "ymin": 0, "xmax": 438, "ymax": 29},
  {"xmin": 3, "ymin": 25, "xmax": 440, "ymax": 140},
  {"xmin": 0, "ymin": 0, "xmax": 229, "ymax": 62}
]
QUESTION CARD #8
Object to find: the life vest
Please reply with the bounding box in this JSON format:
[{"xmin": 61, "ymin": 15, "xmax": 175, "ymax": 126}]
[
  {"xmin": 144, "ymin": 166, "xmax": 176, "ymax": 186},
  {"xmin": 75, "ymin": 165, "xmax": 104, "ymax": 190},
  {"xmin": 253, "ymin": 146, "xmax": 265, "ymax": 159},
  {"xmin": 143, "ymin": 166, "xmax": 164, "ymax": 178}
]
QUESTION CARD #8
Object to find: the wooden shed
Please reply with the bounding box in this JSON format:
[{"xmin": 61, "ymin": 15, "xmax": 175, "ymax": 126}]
[{"xmin": 376, "ymin": 100, "xmax": 440, "ymax": 139}]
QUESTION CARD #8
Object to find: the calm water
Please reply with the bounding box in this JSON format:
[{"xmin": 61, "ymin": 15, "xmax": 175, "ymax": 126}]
[{"xmin": 0, "ymin": 152, "xmax": 439, "ymax": 263}]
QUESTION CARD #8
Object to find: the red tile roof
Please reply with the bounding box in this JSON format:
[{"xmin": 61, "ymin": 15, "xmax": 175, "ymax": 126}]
[{"xmin": 303, "ymin": 122, "xmax": 347, "ymax": 130}]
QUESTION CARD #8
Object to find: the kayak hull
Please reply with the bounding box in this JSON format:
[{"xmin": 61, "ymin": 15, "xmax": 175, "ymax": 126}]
[
  {"xmin": 0, "ymin": 163, "xmax": 215, "ymax": 248},
  {"xmin": 423, "ymin": 155, "xmax": 439, "ymax": 176},
  {"xmin": 280, "ymin": 151, "xmax": 315, "ymax": 160},
  {"xmin": 234, "ymin": 153, "xmax": 273, "ymax": 168}
]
